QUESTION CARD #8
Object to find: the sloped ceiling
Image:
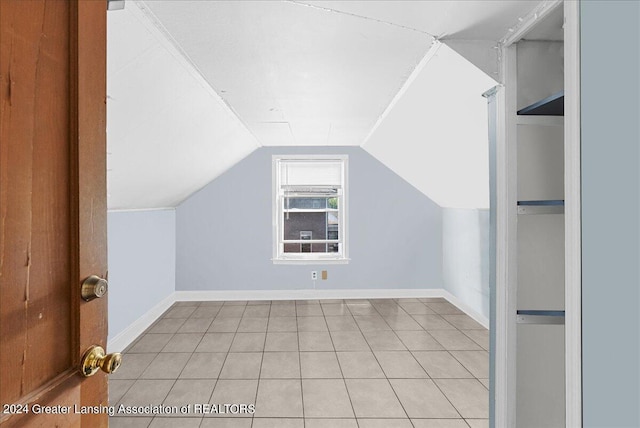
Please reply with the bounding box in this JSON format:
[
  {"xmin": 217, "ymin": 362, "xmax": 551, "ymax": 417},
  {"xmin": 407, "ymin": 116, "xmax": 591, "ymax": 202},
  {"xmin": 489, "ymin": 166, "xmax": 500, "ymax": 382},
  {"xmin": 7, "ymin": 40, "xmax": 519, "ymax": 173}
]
[
  {"xmin": 296, "ymin": 0, "xmax": 542, "ymax": 78},
  {"xmin": 107, "ymin": 0, "xmax": 542, "ymax": 210},
  {"xmin": 107, "ymin": 3, "xmax": 260, "ymax": 210},
  {"xmin": 141, "ymin": 0, "xmax": 435, "ymax": 147},
  {"xmin": 297, "ymin": 1, "xmax": 539, "ymax": 40},
  {"xmin": 363, "ymin": 42, "xmax": 497, "ymax": 209}
]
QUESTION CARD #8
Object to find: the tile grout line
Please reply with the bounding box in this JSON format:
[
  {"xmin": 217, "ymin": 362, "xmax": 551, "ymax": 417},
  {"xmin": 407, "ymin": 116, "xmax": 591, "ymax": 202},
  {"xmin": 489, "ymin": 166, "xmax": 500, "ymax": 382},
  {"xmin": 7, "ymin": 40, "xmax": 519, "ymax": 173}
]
[
  {"xmin": 409, "ymin": 301, "xmax": 485, "ymax": 421},
  {"xmin": 206, "ymin": 301, "xmax": 243, "ymax": 425},
  {"xmin": 112, "ymin": 298, "xmax": 489, "ymax": 426},
  {"xmin": 294, "ymin": 302, "xmax": 305, "ymax": 426},
  {"xmin": 114, "ymin": 302, "xmax": 193, "ymax": 423},
  {"xmin": 250, "ymin": 300, "xmax": 272, "ymax": 428},
  {"xmin": 459, "ymin": 329, "xmax": 490, "ymax": 351},
  {"xmin": 172, "ymin": 302, "xmax": 215, "ymax": 425},
  {"xmin": 448, "ymin": 349, "xmax": 490, "ymax": 384},
  {"xmin": 377, "ymin": 301, "xmax": 422, "ymax": 426},
  {"xmin": 387, "ymin": 299, "xmax": 481, "ymax": 424},
  {"xmin": 355, "ymin": 300, "xmax": 414, "ymax": 423},
  {"xmin": 323, "ymin": 301, "xmax": 360, "ymax": 428}
]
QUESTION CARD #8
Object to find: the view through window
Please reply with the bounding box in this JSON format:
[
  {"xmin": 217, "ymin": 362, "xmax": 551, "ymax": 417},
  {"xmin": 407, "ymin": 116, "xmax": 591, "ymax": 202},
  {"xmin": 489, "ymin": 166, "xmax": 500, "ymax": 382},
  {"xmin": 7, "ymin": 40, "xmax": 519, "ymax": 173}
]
[{"xmin": 273, "ymin": 155, "xmax": 348, "ymax": 263}]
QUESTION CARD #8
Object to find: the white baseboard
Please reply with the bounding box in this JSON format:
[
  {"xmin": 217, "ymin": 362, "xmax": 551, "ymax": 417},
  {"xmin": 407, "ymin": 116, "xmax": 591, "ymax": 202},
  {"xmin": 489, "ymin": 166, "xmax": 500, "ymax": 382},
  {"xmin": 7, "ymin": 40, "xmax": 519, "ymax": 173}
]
[
  {"xmin": 438, "ymin": 290, "xmax": 490, "ymax": 329},
  {"xmin": 108, "ymin": 288, "xmax": 489, "ymax": 352},
  {"xmin": 174, "ymin": 288, "xmax": 450, "ymax": 302},
  {"xmin": 108, "ymin": 293, "xmax": 175, "ymax": 352}
]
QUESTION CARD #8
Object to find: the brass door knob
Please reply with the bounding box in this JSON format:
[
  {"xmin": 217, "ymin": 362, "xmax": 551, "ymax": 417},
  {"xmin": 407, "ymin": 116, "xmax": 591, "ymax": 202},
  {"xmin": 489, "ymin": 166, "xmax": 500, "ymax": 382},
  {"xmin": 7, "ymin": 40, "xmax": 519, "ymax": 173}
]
[
  {"xmin": 81, "ymin": 275, "xmax": 108, "ymax": 301},
  {"xmin": 80, "ymin": 345, "xmax": 122, "ymax": 377}
]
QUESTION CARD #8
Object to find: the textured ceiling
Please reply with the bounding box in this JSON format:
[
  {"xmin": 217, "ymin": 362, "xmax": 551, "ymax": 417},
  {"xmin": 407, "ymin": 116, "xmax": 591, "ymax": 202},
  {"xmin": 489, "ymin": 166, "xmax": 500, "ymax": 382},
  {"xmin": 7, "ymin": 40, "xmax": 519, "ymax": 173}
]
[
  {"xmin": 297, "ymin": 1, "xmax": 541, "ymax": 40},
  {"xmin": 363, "ymin": 42, "xmax": 497, "ymax": 209},
  {"xmin": 107, "ymin": 3, "xmax": 260, "ymax": 210},
  {"xmin": 522, "ymin": 5, "xmax": 564, "ymax": 41},
  {"xmin": 142, "ymin": 0, "xmax": 435, "ymax": 147},
  {"xmin": 107, "ymin": 0, "xmax": 544, "ymax": 210}
]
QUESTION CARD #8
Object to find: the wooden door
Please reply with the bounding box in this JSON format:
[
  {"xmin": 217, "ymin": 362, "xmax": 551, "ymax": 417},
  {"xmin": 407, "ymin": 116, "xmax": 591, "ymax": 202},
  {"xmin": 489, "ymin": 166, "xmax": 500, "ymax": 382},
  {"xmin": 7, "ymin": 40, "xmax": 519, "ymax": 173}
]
[{"xmin": 0, "ymin": 1, "xmax": 108, "ymax": 426}]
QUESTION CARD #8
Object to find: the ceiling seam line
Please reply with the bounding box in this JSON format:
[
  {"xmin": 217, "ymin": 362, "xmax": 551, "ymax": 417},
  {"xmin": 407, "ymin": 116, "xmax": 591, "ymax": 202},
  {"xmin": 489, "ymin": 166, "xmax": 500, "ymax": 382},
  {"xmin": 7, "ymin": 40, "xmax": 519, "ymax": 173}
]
[
  {"xmin": 496, "ymin": 0, "xmax": 562, "ymax": 83},
  {"xmin": 497, "ymin": 0, "xmax": 563, "ymax": 47},
  {"xmin": 134, "ymin": 0, "xmax": 264, "ymax": 148},
  {"xmin": 284, "ymin": 0, "xmax": 436, "ymax": 38}
]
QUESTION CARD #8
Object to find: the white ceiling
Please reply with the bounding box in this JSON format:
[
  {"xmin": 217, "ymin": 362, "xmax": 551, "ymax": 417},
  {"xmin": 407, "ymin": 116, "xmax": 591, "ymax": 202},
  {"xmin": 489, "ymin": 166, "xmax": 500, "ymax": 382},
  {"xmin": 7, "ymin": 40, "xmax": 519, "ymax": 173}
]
[
  {"xmin": 142, "ymin": 0, "xmax": 435, "ymax": 147},
  {"xmin": 363, "ymin": 42, "xmax": 497, "ymax": 209},
  {"xmin": 297, "ymin": 1, "xmax": 541, "ymax": 40},
  {"xmin": 522, "ymin": 5, "xmax": 564, "ymax": 41},
  {"xmin": 107, "ymin": 3, "xmax": 259, "ymax": 210},
  {"xmin": 107, "ymin": 0, "xmax": 544, "ymax": 210}
]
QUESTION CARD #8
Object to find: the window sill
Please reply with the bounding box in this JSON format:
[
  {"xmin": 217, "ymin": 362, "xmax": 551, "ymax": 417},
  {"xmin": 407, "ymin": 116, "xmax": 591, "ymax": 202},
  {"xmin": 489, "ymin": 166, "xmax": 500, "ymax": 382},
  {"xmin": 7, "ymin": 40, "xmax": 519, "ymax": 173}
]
[{"xmin": 272, "ymin": 258, "xmax": 350, "ymax": 265}]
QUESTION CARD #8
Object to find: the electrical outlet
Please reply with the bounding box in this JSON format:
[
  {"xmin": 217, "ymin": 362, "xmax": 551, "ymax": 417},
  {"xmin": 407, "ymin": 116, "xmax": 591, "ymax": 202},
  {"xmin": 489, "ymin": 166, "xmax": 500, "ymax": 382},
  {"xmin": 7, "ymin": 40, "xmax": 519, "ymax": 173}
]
[{"xmin": 311, "ymin": 271, "xmax": 318, "ymax": 280}]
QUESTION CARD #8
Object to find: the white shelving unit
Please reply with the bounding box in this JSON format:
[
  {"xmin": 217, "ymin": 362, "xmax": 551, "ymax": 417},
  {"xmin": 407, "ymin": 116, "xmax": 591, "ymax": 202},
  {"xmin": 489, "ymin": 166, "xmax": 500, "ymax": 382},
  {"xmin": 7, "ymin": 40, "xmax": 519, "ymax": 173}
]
[
  {"xmin": 491, "ymin": 2, "xmax": 582, "ymax": 426},
  {"xmin": 515, "ymin": 108, "xmax": 565, "ymax": 428}
]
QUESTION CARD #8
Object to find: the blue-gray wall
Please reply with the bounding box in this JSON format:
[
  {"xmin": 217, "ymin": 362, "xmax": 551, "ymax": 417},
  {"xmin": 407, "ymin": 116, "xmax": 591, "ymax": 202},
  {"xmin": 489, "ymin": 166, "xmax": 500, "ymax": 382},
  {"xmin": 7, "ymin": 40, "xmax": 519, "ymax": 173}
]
[
  {"xmin": 582, "ymin": 1, "xmax": 640, "ymax": 426},
  {"xmin": 442, "ymin": 208, "xmax": 490, "ymax": 320},
  {"xmin": 107, "ymin": 209, "xmax": 176, "ymax": 341},
  {"xmin": 176, "ymin": 146, "xmax": 442, "ymax": 291}
]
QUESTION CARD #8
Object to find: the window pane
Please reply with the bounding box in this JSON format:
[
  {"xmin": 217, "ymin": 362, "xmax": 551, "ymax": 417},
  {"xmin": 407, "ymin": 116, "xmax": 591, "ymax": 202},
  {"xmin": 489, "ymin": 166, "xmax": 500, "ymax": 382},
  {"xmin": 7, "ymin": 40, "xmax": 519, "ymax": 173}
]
[
  {"xmin": 282, "ymin": 211, "xmax": 339, "ymax": 254},
  {"xmin": 285, "ymin": 197, "xmax": 327, "ymax": 209},
  {"xmin": 283, "ymin": 196, "xmax": 339, "ymax": 210},
  {"xmin": 283, "ymin": 212, "xmax": 325, "ymax": 241},
  {"xmin": 327, "ymin": 212, "xmax": 339, "ymax": 240},
  {"xmin": 283, "ymin": 243, "xmax": 333, "ymax": 253},
  {"xmin": 274, "ymin": 156, "xmax": 347, "ymax": 261}
]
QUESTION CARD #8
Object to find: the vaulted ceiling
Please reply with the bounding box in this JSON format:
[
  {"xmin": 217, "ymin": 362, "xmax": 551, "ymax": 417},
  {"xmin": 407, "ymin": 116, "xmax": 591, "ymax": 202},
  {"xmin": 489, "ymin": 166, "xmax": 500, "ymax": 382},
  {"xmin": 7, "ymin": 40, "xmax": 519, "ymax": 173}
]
[{"xmin": 107, "ymin": 0, "xmax": 544, "ymax": 210}]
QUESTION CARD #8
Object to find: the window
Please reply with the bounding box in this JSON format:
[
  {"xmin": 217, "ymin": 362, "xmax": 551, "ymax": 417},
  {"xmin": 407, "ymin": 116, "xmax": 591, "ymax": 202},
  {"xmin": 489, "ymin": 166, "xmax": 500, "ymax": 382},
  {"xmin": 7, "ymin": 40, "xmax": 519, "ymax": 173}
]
[{"xmin": 273, "ymin": 155, "xmax": 348, "ymax": 263}]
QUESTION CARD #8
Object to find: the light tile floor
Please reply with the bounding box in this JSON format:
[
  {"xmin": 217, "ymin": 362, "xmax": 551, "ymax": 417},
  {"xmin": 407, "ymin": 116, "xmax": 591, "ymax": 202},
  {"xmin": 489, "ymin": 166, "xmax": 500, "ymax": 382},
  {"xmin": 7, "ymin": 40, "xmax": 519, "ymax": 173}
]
[{"xmin": 110, "ymin": 298, "xmax": 489, "ymax": 428}]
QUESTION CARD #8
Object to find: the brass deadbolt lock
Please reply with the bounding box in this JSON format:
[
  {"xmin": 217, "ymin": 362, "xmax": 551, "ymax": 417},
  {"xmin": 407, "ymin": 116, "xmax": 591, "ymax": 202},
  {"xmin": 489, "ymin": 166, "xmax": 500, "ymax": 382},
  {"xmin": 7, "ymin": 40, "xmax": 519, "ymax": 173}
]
[
  {"xmin": 81, "ymin": 275, "xmax": 108, "ymax": 301},
  {"xmin": 80, "ymin": 345, "xmax": 122, "ymax": 377}
]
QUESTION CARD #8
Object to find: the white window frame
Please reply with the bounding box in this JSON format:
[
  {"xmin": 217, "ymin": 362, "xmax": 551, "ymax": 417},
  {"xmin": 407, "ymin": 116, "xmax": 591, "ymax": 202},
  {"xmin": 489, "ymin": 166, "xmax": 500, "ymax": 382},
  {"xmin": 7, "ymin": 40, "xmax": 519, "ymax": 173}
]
[{"xmin": 272, "ymin": 154, "xmax": 349, "ymax": 264}]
